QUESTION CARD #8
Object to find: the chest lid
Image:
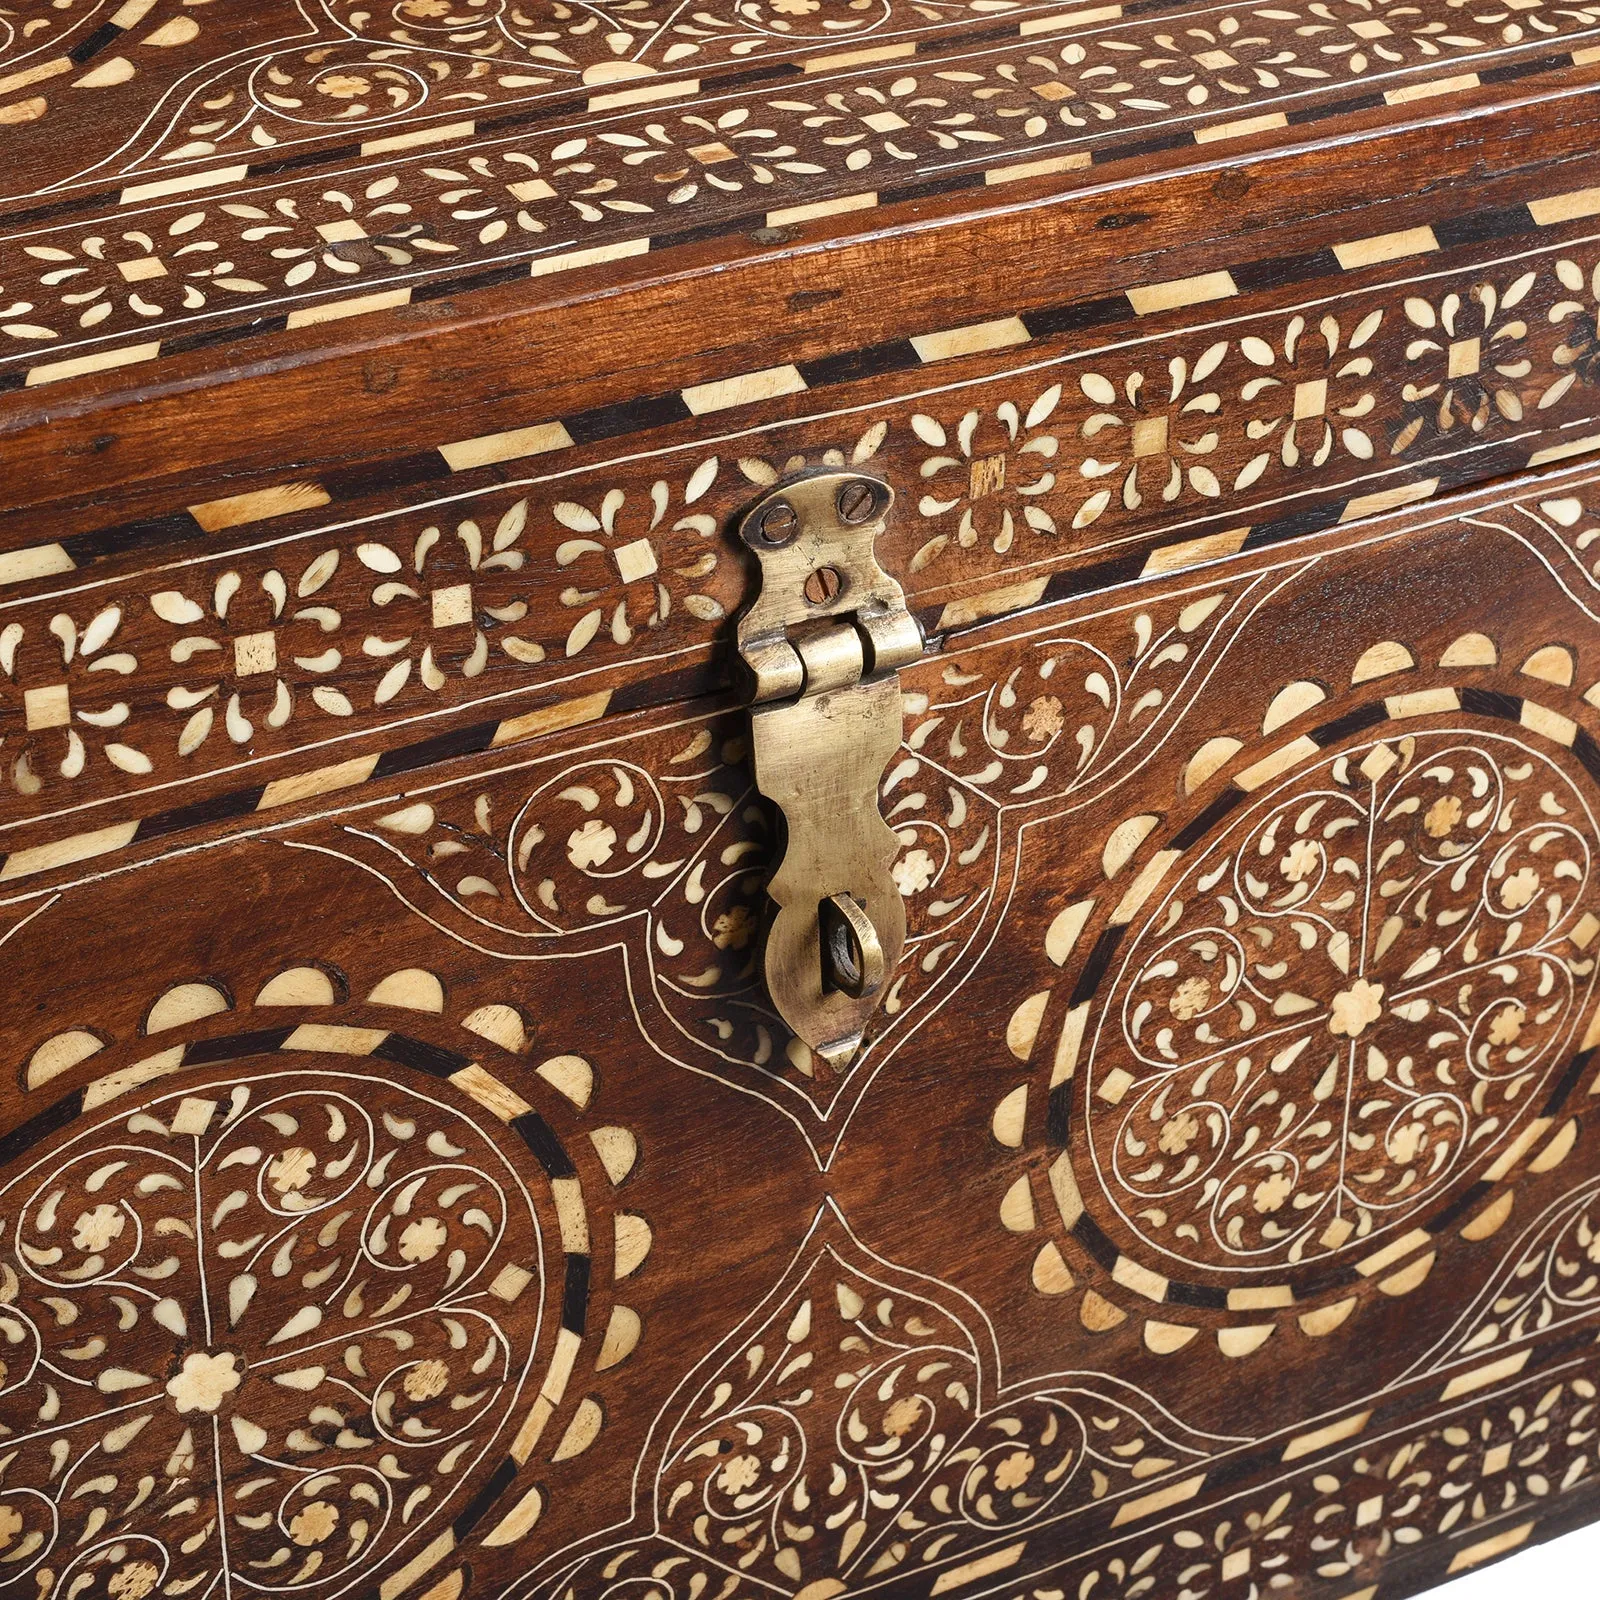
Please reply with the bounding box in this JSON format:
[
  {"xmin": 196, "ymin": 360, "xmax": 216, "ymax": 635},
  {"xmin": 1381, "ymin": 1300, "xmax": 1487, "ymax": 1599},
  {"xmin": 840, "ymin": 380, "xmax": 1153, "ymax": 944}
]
[
  {"xmin": 1, "ymin": 0, "xmax": 1595, "ymax": 477},
  {"xmin": 0, "ymin": 0, "xmax": 1599, "ymax": 884}
]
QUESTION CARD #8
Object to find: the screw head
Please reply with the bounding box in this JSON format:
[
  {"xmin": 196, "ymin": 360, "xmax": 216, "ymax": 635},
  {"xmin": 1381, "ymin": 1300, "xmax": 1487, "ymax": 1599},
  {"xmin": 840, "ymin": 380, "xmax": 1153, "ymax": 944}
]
[
  {"xmin": 754, "ymin": 500, "xmax": 798, "ymax": 545},
  {"xmin": 837, "ymin": 480, "xmax": 877, "ymax": 525},
  {"xmin": 803, "ymin": 566, "xmax": 843, "ymax": 607}
]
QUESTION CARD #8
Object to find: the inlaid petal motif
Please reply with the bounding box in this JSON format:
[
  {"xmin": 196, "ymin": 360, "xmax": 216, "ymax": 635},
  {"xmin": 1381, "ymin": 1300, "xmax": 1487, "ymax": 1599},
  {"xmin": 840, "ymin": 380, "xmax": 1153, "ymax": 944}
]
[
  {"xmin": 1085, "ymin": 731, "xmax": 1600, "ymax": 1275},
  {"xmin": 0, "ymin": 1070, "xmax": 546, "ymax": 1599}
]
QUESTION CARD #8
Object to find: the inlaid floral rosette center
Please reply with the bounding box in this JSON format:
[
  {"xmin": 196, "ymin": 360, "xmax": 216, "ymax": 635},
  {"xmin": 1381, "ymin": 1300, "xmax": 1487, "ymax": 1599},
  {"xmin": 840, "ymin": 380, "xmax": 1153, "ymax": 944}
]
[
  {"xmin": 0, "ymin": 1067, "xmax": 548, "ymax": 1600},
  {"xmin": 166, "ymin": 1348, "xmax": 244, "ymax": 1413},
  {"xmin": 1083, "ymin": 730, "xmax": 1600, "ymax": 1280}
]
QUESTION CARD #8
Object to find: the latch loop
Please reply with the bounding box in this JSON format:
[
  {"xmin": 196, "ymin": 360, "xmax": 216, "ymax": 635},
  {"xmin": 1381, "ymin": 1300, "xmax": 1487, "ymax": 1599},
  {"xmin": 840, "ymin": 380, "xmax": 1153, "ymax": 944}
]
[
  {"xmin": 819, "ymin": 892, "xmax": 886, "ymax": 1001},
  {"xmin": 735, "ymin": 470, "xmax": 920, "ymax": 1070}
]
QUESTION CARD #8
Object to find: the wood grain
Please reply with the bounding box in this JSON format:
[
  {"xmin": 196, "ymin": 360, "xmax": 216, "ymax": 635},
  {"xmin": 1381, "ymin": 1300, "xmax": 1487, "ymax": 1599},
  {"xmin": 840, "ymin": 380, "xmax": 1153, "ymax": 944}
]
[
  {"xmin": 6, "ymin": 9, "xmax": 1600, "ymax": 1600},
  {"xmin": 3, "ymin": 456, "xmax": 1600, "ymax": 1600}
]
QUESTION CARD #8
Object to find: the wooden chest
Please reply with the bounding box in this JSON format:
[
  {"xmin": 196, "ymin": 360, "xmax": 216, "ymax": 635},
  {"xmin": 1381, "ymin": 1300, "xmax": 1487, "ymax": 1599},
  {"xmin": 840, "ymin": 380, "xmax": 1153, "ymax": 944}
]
[{"xmin": 6, "ymin": 5, "xmax": 1600, "ymax": 1599}]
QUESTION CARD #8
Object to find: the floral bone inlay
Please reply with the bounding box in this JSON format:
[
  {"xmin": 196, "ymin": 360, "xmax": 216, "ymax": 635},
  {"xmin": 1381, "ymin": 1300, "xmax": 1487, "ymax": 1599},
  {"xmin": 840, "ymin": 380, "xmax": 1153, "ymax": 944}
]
[
  {"xmin": 1083, "ymin": 731, "xmax": 1600, "ymax": 1276},
  {"xmin": 166, "ymin": 1350, "xmax": 244, "ymax": 1414},
  {"xmin": 0, "ymin": 1069, "xmax": 547, "ymax": 1597},
  {"xmin": 232, "ymin": 630, "xmax": 277, "ymax": 677},
  {"xmin": 430, "ymin": 582, "xmax": 474, "ymax": 628},
  {"xmin": 22, "ymin": 684, "xmax": 69, "ymax": 731},
  {"xmin": 612, "ymin": 538, "xmax": 659, "ymax": 585}
]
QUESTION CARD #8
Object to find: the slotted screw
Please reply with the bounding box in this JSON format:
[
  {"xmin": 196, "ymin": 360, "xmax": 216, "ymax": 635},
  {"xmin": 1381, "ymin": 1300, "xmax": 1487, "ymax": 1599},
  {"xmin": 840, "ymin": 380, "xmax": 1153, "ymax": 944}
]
[
  {"xmin": 803, "ymin": 566, "xmax": 843, "ymax": 606},
  {"xmin": 755, "ymin": 500, "xmax": 799, "ymax": 544},
  {"xmin": 837, "ymin": 480, "xmax": 877, "ymax": 524}
]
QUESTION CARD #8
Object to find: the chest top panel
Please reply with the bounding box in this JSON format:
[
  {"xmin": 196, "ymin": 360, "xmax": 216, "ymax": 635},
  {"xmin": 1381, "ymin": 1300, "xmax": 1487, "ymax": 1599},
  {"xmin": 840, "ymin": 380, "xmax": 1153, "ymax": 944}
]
[{"xmin": 1, "ymin": 0, "xmax": 1597, "ymax": 403}]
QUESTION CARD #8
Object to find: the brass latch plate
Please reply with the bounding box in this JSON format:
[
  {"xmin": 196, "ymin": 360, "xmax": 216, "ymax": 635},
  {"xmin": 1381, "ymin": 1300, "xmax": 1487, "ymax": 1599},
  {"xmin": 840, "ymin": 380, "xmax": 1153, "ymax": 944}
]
[{"xmin": 735, "ymin": 471, "xmax": 921, "ymax": 1070}]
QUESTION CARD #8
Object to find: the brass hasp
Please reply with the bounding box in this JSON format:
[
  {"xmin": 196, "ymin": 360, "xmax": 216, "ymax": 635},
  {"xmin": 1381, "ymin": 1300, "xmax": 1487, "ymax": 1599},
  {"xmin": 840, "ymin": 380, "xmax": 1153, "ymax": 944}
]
[{"xmin": 735, "ymin": 470, "xmax": 922, "ymax": 1069}]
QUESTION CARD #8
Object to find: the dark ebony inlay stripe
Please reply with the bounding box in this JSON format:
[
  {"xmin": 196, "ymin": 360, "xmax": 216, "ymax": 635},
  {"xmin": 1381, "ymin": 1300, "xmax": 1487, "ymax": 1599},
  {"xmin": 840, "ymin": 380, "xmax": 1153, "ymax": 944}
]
[
  {"xmin": 1311, "ymin": 701, "xmax": 1389, "ymax": 747},
  {"xmin": 654, "ymin": 214, "xmax": 763, "ymax": 252},
  {"xmin": 1574, "ymin": 729, "xmax": 1600, "ymax": 788},
  {"xmin": 164, "ymin": 317, "xmax": 288, "ymax": 358},
  {"xmin": 1096, "ymin": 130, "xmax": 1193, "ymax": 163},
  {"xmin": 412, "ymin": 262, "xmax": 527, "ymax": 301},
  {"xmin": 136, "ymin": 784, "xmax": 266, "ymax": 842},
  {"xmin": 609, "ymin": 662, "xmax": 726, "ymax": 715},
  {"xmin": 1536, "ymin": 1321, "xmax": 1600, "ymax": 1371},
  {"xmin": 1432, "ymin": 446, "xmax": 1517, "ymax": 498},
  {"xmin": 1287, "ymin": 90, "xmax": 1385, "ymax": 123},
  {"xmin": 250, "ymin": 143, "xmax": 364, "ymax": 179},
  {"xmin": 374, "ymin": 1034, "xmax": 472, "ymax": 1080},
  {"xmin": 324, "ymin": 450, "xmax": 450, "ymax": 501},
  {"xmin": 185, "ymin": 1028, "xmax": 294, "ymax": 1066},
  {"xmin": 946, "ymin": 17, "xmax": 1035, "ymax": 46},
  {"xmin": 1072, "ymin": 1211, "xmax": 1122, "ymax": 1272},
  {"xmin": 1231, "ymin": 249, "xmax": 1341, "ymax": 294},
  {"xmin": 63, "ymin": 511, "xmax": 202, "ymax": 565},
  {"xmin": 1460, "ymin": 686, "xmax": 1523, "ymax": 722},
  {"xmin": 1025, "ymin": 295, "xmax": 1129, "ymax": 339},
  {"xmin": 371, "ymin": 719, "xmax": 499, "ymax": 780},
  {"xmin": 1294, "ymin": 1262, "xmax": 1360, "ymax": 1300},
  {"xmin": 563, "ymin": 1253, "xmax": 591, "ymax": 1334},
  {"xmin": 701, "ymin": 60, "xmax": 806, "ymax": 90},
  {"xmin": 478, "ymin": 93, "xmax": 590, "ymax": 135},
  {"xmin": 1426, "ymin": 1179, "xmax": 1495, "ymax": 1235},
  {"xmin": 452, "ymin": 1455, "xmax": 520, "ymax": 1537},
  {"xmin": 1363, "ymin": 1388, "xmax": 1420, "ymax": 1431},
  {"xmin": 1171, "ymin": 788, "xmax": 1244, "ymax": 852},
  {"xmin": 1166, "ymin": 1278, "xmax": 1229, "ymax": 1310},
  {"xmin": 0, "ymin": 371, "xmax": 24, "ymax": 394},
  {"xmin": 564, "ymin": 391, "xmax": 694, "ymax": 446},
  {"xmin": 0, "ymin": 1090, "xmax": 85, "ymax": 1168},
  {"xmin": 1047, "ymin": 1082, "xmax": 1072, "ymax": 1148},
  {"xmin": 69, "ymin": 21, "xmax": 121, "ymax": 63},
  {"xmin": 1435, "ymin": 202, "xmax": 1537, "ymax": 250},
  {"xmin": 1069, "ymin": 925, "xmax": 1126, "ymax": 1007},
  {"xmin": 1242, "ymin": 501, "xmax": 1346, "ymax": 551},
  {"xmin": 881, "ymin": 171, "xmax": 985, "ymax": 205},
  {"xmin": 511, "ymin": 1111, "xmax": 578, "ymax": 1179},
  {"xmin": 1204, "ymin": 1445, "xmax": 1273, "ymax": 1490},
  {"xmin": 0, "ymin": 193, "xmax": 111, "ymax": 232},
  {"xmin": 1543, "ymin": 1048, "xmax": 1596, "ymax": 1116},
  {"xmin": 1481, "ymin": 53, "xmax": 1570, "ymax": 85},
  {"xmin": 1039, "ymin": 548, "xmax": 1148, "ymax": 605},
  {"xmin": 800, "ymin": 339, "xmax": 922, "ymax": 389}
]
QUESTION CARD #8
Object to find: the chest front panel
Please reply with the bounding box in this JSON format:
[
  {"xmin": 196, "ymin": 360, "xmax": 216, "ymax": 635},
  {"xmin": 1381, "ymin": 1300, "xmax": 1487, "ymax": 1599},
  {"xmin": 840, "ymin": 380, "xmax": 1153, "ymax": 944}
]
[
  {"xmin": 5, "ymin": 465, "xmax": 1600, "ymax": 1600},
  {"xmin": 7, "ymin": 6, "xmax": 1600, "ymax": 1596}
]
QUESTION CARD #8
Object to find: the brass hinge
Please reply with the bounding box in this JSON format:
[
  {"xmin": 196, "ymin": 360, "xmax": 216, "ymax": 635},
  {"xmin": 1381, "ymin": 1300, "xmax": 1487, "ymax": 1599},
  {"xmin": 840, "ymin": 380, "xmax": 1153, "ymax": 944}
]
[{"xmin": 735, "ymin": 470, "xmax": 922, "ymax": 1070}]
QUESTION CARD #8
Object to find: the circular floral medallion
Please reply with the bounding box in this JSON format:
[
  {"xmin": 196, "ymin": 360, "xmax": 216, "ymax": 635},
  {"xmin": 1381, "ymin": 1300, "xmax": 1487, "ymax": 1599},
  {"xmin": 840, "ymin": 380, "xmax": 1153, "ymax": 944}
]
[
  {"xmin": 0, "ymin": 1066, "xmax": 547, "ymax": 1599},
  {"xmin": 1083, "ymin": 730, "xmax": 1599, "ymax": 1280}
]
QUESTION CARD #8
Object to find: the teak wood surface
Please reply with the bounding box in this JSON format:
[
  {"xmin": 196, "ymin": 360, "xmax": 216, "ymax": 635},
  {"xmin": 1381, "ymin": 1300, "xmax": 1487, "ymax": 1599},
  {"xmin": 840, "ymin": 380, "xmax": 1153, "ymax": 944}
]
[{"xmin": 5, "ymin": 5, "xmax": 1600, "ymax": 1600}]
